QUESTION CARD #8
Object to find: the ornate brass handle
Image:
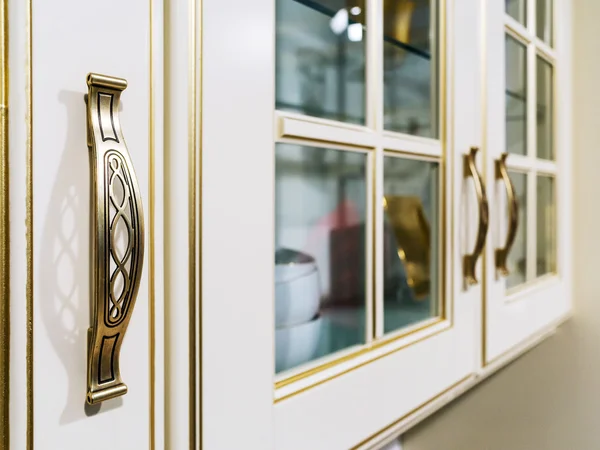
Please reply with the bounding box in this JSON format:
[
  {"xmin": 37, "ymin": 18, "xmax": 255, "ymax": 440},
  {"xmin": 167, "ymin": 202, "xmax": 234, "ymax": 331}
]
[
  {"xmin": 463, "ymin": 147, "xmax": 489, "ymax": 285},
  {"xmin": 495, "ymin": 153, "xmax": 519, "ymax": 276},
  {"xmin": 85, "ymin": 73, "xmax": 144, "ymax": 404}
]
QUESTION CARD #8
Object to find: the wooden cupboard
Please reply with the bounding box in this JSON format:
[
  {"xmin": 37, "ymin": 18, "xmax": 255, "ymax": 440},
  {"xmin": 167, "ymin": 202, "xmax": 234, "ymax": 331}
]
[{"xmin": 2, "ymin": 0, "xmax": 571, "ymax": 448}]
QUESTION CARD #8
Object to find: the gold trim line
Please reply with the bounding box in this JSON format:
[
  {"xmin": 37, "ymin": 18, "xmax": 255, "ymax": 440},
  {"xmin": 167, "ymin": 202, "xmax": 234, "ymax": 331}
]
[
  {"xmin": 188, "ymin": 0, "xmax": 199, "ymax": 446},
  {"xmin": 149, "ymin": 0, "xmax": 156, "ymax": 446},
  {"xmin": 26, "ymin": 0, "xmax": 34, "ymax": 446},
  {"xmin": 197, "ymin": 0, "xmax": 203, "ymax": 446},
  {"xmin": 0, "ymin": 0, "xmax": 9, "ymax": 445}
]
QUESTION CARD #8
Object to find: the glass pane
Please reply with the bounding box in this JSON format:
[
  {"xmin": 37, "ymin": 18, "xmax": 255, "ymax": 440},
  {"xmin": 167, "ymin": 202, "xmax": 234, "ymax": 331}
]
[
  {"xmin": 383, "ymin": 156, "xmax": 440, "ymax": 334},
  {"xmin": 536, "ymin": 0, "xmax": 552, "ymax": 44},
  {"xmin": 537, "ymin": 175, "xmax": 556, "ymax": 276},
  {"xmin": 506, "ymin": 0, "xmax": 526, "ymax": 24},
  {"xmin": 275, "ymin": 143, "xmax": 367, "ymax": 373},
  {"xmin": 506, "ymin": 172, "xmax": 527, "ymax": 288},
  {"xmin": 506, "ymin": 35, "xmax": 527, "ymax": 156},
  {"xmin": 276, "ymin": 0, "xmax": 366, "ymax": 125},
  {"xmin": 383, "ymin": 0, "xmax": 438, "ymax": 138},
  {"xmin": 536, "ymin": 57, "xmax": 554, "ymax": 160}
]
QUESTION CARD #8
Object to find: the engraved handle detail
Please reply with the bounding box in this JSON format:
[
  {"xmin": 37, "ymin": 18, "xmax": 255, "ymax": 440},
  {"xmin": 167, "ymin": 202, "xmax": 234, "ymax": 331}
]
[
  {"xmin": 85, "ymin": 73, "xmax": 144, "ymax": 405},
  {"xmin": 495, "ymin": 153, "xmax": 519, "ymax": 276},
  {"xmin": 463, "ymin": 147, "xmax": 489, "ymax": 286}
]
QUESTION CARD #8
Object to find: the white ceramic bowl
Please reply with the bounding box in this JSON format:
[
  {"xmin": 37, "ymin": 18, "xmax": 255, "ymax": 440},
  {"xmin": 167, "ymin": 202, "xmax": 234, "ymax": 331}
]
[
  {"xmin": 275, "ymin": 269, "xmax": 321, "ymax": 328},
  {"xmin": 275, "ymin": 316, "xmax": 322, "ymax": 373},
  {"xmin": 274, "ymin": 248, "xmax": 317, "ymax": 283},
  {"xmin": 275, "ymin": 248, "xmax": 321, "ymax": 328},
  {"xmin": 275, "ymin": 260, "xmax": 315, "ymax": 284}
]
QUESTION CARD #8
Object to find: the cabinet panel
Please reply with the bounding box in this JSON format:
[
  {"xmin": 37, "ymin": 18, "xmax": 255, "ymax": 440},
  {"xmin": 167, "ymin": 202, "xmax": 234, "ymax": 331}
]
[
  {"xmin": 483, "ymin": 0, "xmax": 571, "ymax": 364},
  {"xmin": 202, "ymin": 0, "xmax": 276, "ymax": 447},
  {"xmin": 21, "ymin": 0, "xmax": 159, "ymax": 447}
]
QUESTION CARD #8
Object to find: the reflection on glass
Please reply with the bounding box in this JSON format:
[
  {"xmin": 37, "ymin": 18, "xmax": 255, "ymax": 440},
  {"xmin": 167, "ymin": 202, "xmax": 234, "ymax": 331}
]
[
  {"xmin": 536, "ymin": 0, "xmax": 552, "ymax": 44},
  {"xmin": 537, "ymin": 175, "xmax": 556, "ymax": 276},
  {"xmin": 275, "ymin": 143, "xmax": 367, "ymax": 374},
  {"xmin": 537, "ymin": 57, "xmax": 554, "ymax": 160},
  {"xmin": 276, "ymin": 0, "xmax": 366, "ymax": 124},
  {"xmin": 506, "ymin": 171, "xmax": 527, "ymax": 288},
  {"xmin": 506, "ymin": 0, "xmax": 526, "ymax": 24},
  {"xmin": 383, "ymin": 0, "xmax": 437, "ymax": 138},
  {"xmin": 383, "ymin": 156, "xmax": 439, "ymax": 334},
  {"xmin": 506, "ymin": 35, "xmax": 527, "ymax": 156}
]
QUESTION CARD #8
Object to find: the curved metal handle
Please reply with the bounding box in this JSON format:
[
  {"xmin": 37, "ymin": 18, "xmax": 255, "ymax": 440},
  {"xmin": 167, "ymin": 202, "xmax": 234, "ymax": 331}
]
[
  {"xmin": 463, "ymin": 147, "xmax": 489, "ymax": 286},
  {"xmin": 495, "ymin": 153, "xmax": 519, "ymax": 276},
  {"xmin": 85, "ymin": 73, "xmax": 144, "ymax": 404}
]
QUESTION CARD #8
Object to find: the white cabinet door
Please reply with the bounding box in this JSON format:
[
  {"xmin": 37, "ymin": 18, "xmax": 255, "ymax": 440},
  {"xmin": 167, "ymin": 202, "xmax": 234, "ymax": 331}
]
[
  {"xmin": 9, "ymin": 0, "xmax": 164, "ymax": 448},
  {"xmin": 482, "ymin": 0, "xmax": 572, "ymax": 363},
  {"xmin": 201, "ymin": 0, "xmax": 483, "ymax": 448}
]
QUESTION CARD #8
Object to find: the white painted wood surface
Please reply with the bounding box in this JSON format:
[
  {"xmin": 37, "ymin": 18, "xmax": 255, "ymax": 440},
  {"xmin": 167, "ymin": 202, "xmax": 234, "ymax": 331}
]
[
  {"xmin": 202, "ymin": 0, "xmax": 276, "ymax": 448},
  {"xmin": 9, "ymin": 0, "xmax": 165, "ymax": 447}
]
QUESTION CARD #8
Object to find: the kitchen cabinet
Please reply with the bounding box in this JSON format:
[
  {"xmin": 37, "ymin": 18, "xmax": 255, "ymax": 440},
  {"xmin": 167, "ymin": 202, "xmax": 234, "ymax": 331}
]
[
  {"xmin": 3, "ymin": 0, "xmax": 571, "ymax": 448},
  {"xmin": 200, "ymin": 0, "xmax": 571, "ymax": 448}
]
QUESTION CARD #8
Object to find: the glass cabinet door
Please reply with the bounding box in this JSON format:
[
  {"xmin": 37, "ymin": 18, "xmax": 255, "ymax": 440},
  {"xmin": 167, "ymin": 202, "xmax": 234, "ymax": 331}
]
[
  {"xmin": 483, "ymin": 0, "xmax": 570, "ymax": 363},
  {"xmin": 269, "ymin": 0, "xmax": 481, "ymax": 447},
  {"xmin": 273, "ymin": 0, "xmax": 448, "ymax": 383}
]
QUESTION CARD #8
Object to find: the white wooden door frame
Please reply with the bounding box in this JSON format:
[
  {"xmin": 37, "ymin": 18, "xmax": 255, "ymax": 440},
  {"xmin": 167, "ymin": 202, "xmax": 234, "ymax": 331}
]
[
  {"xmin": 199, "ymin": 0, "xmax": 484, "ymax": 448},
  {"xmin": 482, "ymin": 0, "xmax": 572, "ymax": 364}
]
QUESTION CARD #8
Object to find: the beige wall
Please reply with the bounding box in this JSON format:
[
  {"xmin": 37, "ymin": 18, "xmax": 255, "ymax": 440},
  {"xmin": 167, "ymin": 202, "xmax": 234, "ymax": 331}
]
[{"xmin": 403, "ymin": 1, "xmax": 600, "ymax": 448}]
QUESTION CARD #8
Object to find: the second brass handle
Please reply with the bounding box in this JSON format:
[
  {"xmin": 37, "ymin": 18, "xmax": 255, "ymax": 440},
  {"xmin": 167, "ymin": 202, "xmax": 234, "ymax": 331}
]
[
  {"xmin": 463, "ymin": 147, "xmax": 489, "ymax": 286},
  {"xmin": 495, "ymin": 153, "xmax": 519, "ymax": 276}
]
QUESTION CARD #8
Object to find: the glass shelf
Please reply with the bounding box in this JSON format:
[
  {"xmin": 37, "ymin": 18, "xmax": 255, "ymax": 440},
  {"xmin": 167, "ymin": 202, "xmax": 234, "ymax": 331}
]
[
  {"xmin": 276, "ymin": 0, "xmax": 437, "ymax": 131},
  {"xmin": 292, "ymin": 0, "xmax": 431, "ymax": 60}
]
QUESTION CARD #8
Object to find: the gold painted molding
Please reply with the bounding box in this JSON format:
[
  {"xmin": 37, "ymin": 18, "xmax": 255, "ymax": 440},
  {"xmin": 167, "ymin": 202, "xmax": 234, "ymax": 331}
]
[
  {"xmin": 148, "ymin": 0, "xmax": 156, "ymax": 448},
  {"xmin": 26, "ymin": 0, "xmax": 33, "ymax": 447},
  {"xmin": 188, "ymin": 0, "xmax": 203, "ymax": 447},
  {"xmin": 0, "ymin": 0, "xmax": 9, "ymax": 446}
]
